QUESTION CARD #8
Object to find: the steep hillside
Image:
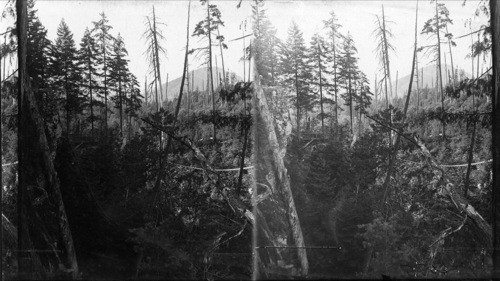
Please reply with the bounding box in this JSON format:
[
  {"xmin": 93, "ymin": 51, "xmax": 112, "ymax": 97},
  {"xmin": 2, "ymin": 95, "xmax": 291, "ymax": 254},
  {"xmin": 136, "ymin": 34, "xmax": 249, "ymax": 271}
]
[{"xmin": 390, "ymin": 64, "xmax": 471, "ymax": 97}]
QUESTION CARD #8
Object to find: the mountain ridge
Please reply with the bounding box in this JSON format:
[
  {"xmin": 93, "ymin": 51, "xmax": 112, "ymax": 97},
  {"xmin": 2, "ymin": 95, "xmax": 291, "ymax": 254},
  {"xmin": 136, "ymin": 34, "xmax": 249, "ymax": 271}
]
[
  {"xmin": 376, "ymin": 64, "xmax": 472, "ymax": 98},
  {"xmin": 158, "ymin": 67, "xmax": 242, "ymax": 101}
]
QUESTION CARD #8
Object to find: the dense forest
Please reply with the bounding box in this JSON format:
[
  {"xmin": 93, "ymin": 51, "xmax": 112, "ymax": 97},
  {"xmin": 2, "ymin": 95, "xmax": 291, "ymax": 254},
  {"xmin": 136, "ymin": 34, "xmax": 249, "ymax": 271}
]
[
  {"xmin": 253, "ymin": 0, "xmax": 497, "ymax": 279},
  {"xmin": 1, "ymin": 0, "xmax": 500, "ymax": 280},
  {"xmin": 2, "ymin": 0, "xmax": 254, "ymax": 279}
]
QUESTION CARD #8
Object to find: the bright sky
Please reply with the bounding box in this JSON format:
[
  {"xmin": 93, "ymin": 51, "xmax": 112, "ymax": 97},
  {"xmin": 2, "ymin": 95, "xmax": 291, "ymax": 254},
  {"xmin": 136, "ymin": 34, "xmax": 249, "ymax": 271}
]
[
  {"xmin": 1, "ymin": 0, "xmax": 253, "ymax": 93},
  {"xmin": 0, "ymin": 0, "xmax": 491, "ymax": 95},
  {"xmin": 263, "ymin": 0, "xmax": 490, "ymax": 91}
]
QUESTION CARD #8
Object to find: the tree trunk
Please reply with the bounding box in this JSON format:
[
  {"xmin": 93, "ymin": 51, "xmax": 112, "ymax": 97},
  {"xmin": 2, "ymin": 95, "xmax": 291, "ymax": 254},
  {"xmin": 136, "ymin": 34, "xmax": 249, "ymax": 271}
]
[
  {"xmin": 89, "ymin": 55, "xmax": 94, "ymax": 137},
  {"xmin": 333, "ymin": 34, "xmax": 338, "ymax": 134},
  {"xmin": 416, "ymin": 57, "xmax": 420, "ymax": 107},
  {"xmin": 217, "ymin": 27, "xmax": 226, "ymax": 87},
  {"xmin": 119, "ymin": 75, "xmax": 123, "ymax": 137},
  {"xmin": 295, "ymin": 66, "xmax": 300, "ymax": 139},
  {"xmin": 382, "ymin": 5, "xmax": 393, "ymax": 101},
  {"xmin": 207, "ymin": 0, "xmax": 216, "ymax": 143},
  {"xmin": 349, "ymin": 72, "xmax": 353, "ymax": 135},
  {"xmin": 446, "ymin": 26, "xmax": 455, "ymax": 86},
  {"xmin": 17, "ymin": 0, "xmax": 79, "ymax": 277},
  {"xmin": 152, "ymin": 6, "xmax": 163, "ymax": 109},
  {"xmin": 436, "ymin": 1, "xmax": 446, "ymax": 139},
  {"xmin": 104, "ymin": 42, "xmax": 108, "ymax": 134},
  {"xmin": 381, "ymin": 0, "xmax": 418, "ymax": 204},
  {"xmin": 490, "ymin": 0, "xmax": 500, "ymax": 277},
  {"xmin": 187, "ymin": 64, "xmax": 190, "ymax": 116},
  {"xmin": 253, "ymin": 68, "xmax": 309, "ymax": 276},
  {"xmin": 318, "ymin": 43, "xmax": 325, "ymax": 136},
  {"xmin": 381, "ymin": 6, "xmax": 395, "ymax": 147},
  {"xmin": 65, "ymin": 72, "xmax": 70, "ymax": 135},
  {"xmin": 153, "ymin": 0, "xmax": 191, "ymax": 192}
]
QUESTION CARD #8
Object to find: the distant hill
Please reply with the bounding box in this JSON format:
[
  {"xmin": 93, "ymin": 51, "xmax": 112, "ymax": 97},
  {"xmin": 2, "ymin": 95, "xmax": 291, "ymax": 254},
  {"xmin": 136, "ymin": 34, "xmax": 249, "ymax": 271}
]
[
  {"xmin": 389, "ymin": 64, "xmax": 471, "ymax": 98},
  {"xmin": 161, "ymin": 67, "xmax": 242, "ymax": 101}
]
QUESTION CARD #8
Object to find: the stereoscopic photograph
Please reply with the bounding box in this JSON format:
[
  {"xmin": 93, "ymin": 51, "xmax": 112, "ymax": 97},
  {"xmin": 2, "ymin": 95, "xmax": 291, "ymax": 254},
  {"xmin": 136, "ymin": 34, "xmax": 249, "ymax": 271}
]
[{"xmin": 1, "ymin": 0, "xmax": 499, "ymax": 280}]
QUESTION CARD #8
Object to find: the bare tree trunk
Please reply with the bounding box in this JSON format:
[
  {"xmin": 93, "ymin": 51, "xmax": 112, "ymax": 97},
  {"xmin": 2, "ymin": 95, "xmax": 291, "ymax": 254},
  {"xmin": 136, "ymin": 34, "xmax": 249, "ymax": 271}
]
[
  {"xmin": 215, "ymin": 55, "xmax": 220, "ymax": 87},
  {"xmin": 446, "ymin": 26, "xmax": 455, "ymax": 86},
  {"xmin": 253, "ymin": 68, "xmax": 309, "ymax": 276},
  {"xmin": 153, "ymin": 0, "xmax": 191, "ymax": 192},
  {"xmin": 153, "ymin": 54, "xmax": 159, "ymax": 112},
  {"xmin": 416, "ymin": 57, "xmax": 420, "ymax": 107},
  {"xmin": 444, "ymin": 50, "xmax": 449, "ymax": 85},
  {"xmin": 17, "ymin": 0, "xmax": 79, "ymax": 277},
  {"xmin": 381, "ymin": 7, "xmax": 395, "ymax": 147},
  {"xmin": 217, "ymin": 27, "xmax": 226, "ymax": 87},
  {"xmin": 490, "ymin": 0, "xmax": 500, "ymax": 277},
  {"xmin": 382, "ymin": 5, "xmax": 393, "ymax": 101},
  {"xmin": 435, "ymin": 0, "xmax": 446, "ymax": 139},
  {"xmin": 381, "ymin": 0, "xmax": 418, "ymax": 204},
  {"xmin": 187, "ymin": 64, "xmax": 190, "ymax": 116},
  {"xmin": 152, "ymin": 6, "xmax": 163, "ymax": 109},
  {"xmin": 376, "ymin": 15, "xmax": 391, "ymax": 146},
  {"xmin": 207, "ymin": 0, "xmax": 216, "ymax": 143}
]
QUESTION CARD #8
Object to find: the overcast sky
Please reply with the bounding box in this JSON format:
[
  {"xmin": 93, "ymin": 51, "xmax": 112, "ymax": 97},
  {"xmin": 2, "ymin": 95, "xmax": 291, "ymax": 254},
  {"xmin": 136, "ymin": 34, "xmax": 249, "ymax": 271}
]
[
  {"xmin": 264, "ymin": 0, "xmax": 490, "ymax": 92},
  {"xmin": 0, "ymin": 0, "xmax": 491, "ymax": 96},
  {"xmin": 1, "ymin": 0, "xmax": 253, "ymax": 93}
]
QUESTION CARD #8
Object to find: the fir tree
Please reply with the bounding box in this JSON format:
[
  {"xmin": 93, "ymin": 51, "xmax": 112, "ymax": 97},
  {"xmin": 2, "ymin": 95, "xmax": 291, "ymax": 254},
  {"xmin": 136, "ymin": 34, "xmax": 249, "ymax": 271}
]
[
  {"xmin": 353, "ymin": 72, "xmax": 373, "ymax": 135},
  {"xmin": 278, "ymin": 21, "xmax": 312, "ymax": 138},
  {"xmin": 49, "ymin": 19, "xmax": 82, "ymax": 134},
  {"xmin": 307, "ymin": 32, "xmax": 331, "ymax": 135},
  {"xmin": 337, "ymin": 32, "xmax": 360, "ymax": 134},
  {"xmin": 252, "ymin": 0, "xmax": 278, "ymax": 85},
  {"xmin": 124, "ymin": 73, "xmax": 143, "ymax": 138},
  {"xmin": 421, "ymin": 0, "xmax": 453, "ymax": 139},
  {"xmin": 192, "ymin": 0, "xmax": 225, "ymax": 142},
  {"xmin": 27, "ymin": 1, "xmax": 52, "ymax": 118},
  {"xmin": 92, "ymin": 12, "xmax": 115, "ymax": 133},
  {"xmin": 109, "ymin": 33, "xmax": 129, "ymax": 136},
  {"xmin": 323, "ymin": 11, "xmax": 344, "ymax": 131},
  {"xmin": 78, "ymin": 27, "xmax": 100, "ymax": 137}
]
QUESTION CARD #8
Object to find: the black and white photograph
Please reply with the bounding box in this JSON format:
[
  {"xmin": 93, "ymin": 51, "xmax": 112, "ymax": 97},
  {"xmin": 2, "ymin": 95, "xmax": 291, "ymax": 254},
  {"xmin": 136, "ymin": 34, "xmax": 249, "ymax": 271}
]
[{"xmin": 1, "ymin": 0, "xmax": 499, "ymax": 279}]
